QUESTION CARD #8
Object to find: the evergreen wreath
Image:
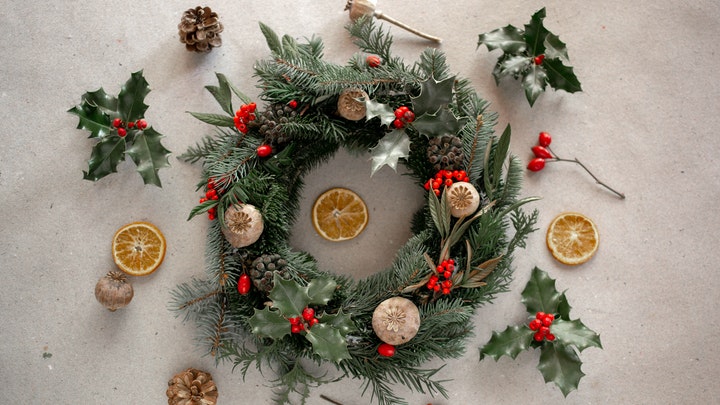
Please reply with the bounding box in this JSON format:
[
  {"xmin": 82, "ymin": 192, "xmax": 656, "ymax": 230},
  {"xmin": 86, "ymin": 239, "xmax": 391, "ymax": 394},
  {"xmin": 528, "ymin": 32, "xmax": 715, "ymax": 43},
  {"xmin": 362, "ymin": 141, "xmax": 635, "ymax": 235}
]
[{"xmin": 171, "ymin": 19, "xmax": 538, "ymax": 405}]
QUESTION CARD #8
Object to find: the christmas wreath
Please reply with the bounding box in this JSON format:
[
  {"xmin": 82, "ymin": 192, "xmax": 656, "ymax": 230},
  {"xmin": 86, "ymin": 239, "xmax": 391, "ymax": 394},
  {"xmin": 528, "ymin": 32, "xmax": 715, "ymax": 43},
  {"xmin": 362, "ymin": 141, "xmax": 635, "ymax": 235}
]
[{"xmin": 172, "ymin": 19, "xmax": 538, "ymax": 405}]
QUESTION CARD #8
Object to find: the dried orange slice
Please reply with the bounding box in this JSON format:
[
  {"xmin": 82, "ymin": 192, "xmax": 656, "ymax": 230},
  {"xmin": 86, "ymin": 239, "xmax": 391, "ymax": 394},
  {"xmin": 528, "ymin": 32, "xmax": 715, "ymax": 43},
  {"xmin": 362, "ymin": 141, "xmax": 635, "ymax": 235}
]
[
  {"xmin": 311, "ymin": 187, "xmax": 368, "ymax": 242},
  {"xmin": 546, "ymin": 212, "xmax": 599, "ymax": 265},
  {"xmin": 112, "ymin": 221, "xmax": 166, "ymax": 276}
]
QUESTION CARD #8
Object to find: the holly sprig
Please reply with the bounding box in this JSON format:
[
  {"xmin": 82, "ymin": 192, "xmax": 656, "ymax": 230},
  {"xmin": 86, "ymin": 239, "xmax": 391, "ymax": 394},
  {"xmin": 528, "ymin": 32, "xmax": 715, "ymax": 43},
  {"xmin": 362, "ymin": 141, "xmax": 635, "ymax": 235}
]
[
  {"xmin": 477, "ymin": 8, "xmax": 582, "ymax": 107},
  {"xmin": 479, "ymin": 267, "xmax": 602, "ymax": 396},
  {"xmin": 68, "ymin": 70, "xmax": 171, "ymax": 186}
]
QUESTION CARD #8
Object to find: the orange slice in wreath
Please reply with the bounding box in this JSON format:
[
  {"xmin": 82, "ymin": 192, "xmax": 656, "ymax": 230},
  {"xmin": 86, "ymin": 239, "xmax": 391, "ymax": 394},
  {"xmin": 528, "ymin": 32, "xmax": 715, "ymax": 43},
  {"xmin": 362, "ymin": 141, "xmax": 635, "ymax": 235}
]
[
  {"xmin": 112, "ymin": 221, "xmax": 167, "ymax": 276},
  {"xmin": 312, "ymin": 187, "xmax": 368, "ymax": 242},
  {"xmin": 546, "ymin": 212, "xmax": 599, "ymax": 265}
]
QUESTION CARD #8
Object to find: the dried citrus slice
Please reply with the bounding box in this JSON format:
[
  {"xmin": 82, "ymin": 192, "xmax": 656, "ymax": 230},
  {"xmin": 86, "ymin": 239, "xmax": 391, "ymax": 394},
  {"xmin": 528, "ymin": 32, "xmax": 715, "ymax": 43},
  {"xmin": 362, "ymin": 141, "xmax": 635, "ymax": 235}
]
[
  {"xmin": 311, "ymin": 187, "xmax": 368, "ymax": 242},
  {"xmin": 112, "ymin": 221, "xmax": 166, "ymax": 276},
  {"xmin": 546, "ymin": 212, "xmax": 599, "ymax": 265}
]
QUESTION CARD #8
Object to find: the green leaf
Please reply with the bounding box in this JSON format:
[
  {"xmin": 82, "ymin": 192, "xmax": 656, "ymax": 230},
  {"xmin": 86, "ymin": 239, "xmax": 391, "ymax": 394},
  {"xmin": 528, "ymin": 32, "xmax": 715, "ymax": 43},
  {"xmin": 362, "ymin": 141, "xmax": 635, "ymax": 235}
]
[
  {"xmin": 369, "ymin": 130, "xmax": 410, "ymax": 176},
  {"xmin": 557, "ymin": 292, "xmax": 572, "ymax": 321},
  {"xmin": 125, "ymin": 127, "xmax": 171, "ymax": 187},
  {"xmin": 522, "ymin": 65, "xmax": 548, "ymax": 107},
  {"xmin": 412, "ymin": 107, "xmax": 466, "ymax": 138},
  {"xmin": 411, "ymin": 76, "xmax": 455, "ymax": 116},
  {"xmin": 83, "ymin": 135, "xmax": 126, "ymax": 181},
  {"xmin": 188, "ymin": 112, "xmax": 236, "ymax": 127},
  {"xmin": 187, "ymin": 199, "xmax": 219, "ymax": 221},
  {"xmin": 249, "ymin": 307, "xmax": 291, "ymax": 340},
  {"xmin": 543, "ymin": 58, "xmax": 582, "ymax": 94},
  {"xmin": 307, "ymin": 277, "xmax": 337, "ymax": 306},
  {"xmin": 521, "ymin": 267, "xmax": 562, "ymax": 315},
  {"xmin": 304, "ymin": 324, "xmax": 351, "ymax": 363},
  {"xmin": 259, "ymin": 22, "xmax": 283, "ymax": 55},
  {"xmin": 538, "ymin": 343, "xmax": 585, "ymax": 397},
  {"xmin": 551, "ymin": 319, "xmax": 602, "ymax": 352},
  {"xmin": 118, "ymin": 70, "xmax": 150, "ymax": 122},
  {"xmin": 524, "ymin": 8, "xmax": 549, "ymax": 57},
  {"xmin": 268, "ymin": 274, "xmax": 311, "ymax": 317},
  {"xmin": 492, "ymin": 55, "xmax": 532, "ymax": 84},
  {"xmin": 427, "ymin": 188, "xmax": 449, "ymax": 238},
  {"xmin": 477, "ymin": 25, "xmax": 526, "ymax": 54},
  {"xmin": 68, "ymin": 103, "xmax": 114, "ymax": 139},
  {"xmin": 365, "ymin": 98, "xmax": 395, "ymax": 126},
  {"xmin": 205, "ymin": 73, "xmax": 234, "ymax": 115},
  {"xmin": 492, "ymin": 125, "xmax": 511, "ymax": 190},
  {"xmin": 321, "ymin": 309, "xmax": 355, "ymax": 336},
  {"xmin": 479, "ymin": 324, "xmax": 534, "ymax": 361},
  {"xmin": 543, "ymin": 33, "xmax": 569, "ymax": 61},
  {"xmin": 83, "ymin": 88, "xmax": 119, "ymax": 112}
]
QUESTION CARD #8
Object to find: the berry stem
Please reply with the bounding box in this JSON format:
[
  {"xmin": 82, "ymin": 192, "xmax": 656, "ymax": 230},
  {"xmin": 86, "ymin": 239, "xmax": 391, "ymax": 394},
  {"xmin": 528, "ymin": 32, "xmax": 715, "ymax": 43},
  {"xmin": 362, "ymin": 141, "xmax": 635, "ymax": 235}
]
[
  {"xmin": 373, "ymin": 11, "xmax": 442, "ymax": 43},
  {"xmin": 547, "ymin": 146, "xmax": 626, "ymax": 199}
]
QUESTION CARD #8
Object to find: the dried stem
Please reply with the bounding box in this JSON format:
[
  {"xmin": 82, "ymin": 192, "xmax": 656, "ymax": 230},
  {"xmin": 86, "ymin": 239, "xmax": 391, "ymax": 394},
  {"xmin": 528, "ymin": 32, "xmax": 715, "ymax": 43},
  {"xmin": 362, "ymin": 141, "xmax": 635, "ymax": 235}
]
[
  {"xmin": 374, "ymin": 11, "xmax": 442, "ymax": 43},
  {"xmin": 547, "ymin": 146, "xmax": 625, "ymax": 199}
]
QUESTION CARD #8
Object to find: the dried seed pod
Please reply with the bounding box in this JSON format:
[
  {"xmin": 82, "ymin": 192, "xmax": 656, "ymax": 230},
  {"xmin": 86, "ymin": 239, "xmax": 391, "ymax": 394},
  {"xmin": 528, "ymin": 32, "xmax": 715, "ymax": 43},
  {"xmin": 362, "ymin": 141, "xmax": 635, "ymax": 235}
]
[
  {"xmin": 95, "ymin": 271, "xmax": 133, "ymax": 311},
  {"xmin": 222, "ymin": 204, "xmax": 264, "ymax": 248},
  {"xmin": 337, "ymin": 88, "xmax": 368, "ymax": 121},
  {"xmin": 448, "ymin": 181, "xmax": 480, "ymax": 218},
  {"xmin": 372, "ymin": 297, "xmax": 420, "ymax": 345},
  {"xmin": 166, "ymin": 368, "xmax": 218, "ymax": 405}
]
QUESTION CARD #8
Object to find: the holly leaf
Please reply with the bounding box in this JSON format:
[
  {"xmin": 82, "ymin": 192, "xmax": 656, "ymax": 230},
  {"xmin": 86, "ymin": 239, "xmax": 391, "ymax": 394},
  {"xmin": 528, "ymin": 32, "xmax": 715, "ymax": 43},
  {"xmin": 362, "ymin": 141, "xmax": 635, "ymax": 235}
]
[
  {"xmin": 544, "ymin": 33, "xmax": 569, "ymax": 61},
  {"xmin": 479, "ymin": 324, "xmax": 535, "ymax": 361},
  {"xmin": 543, "ymin": 58, "xmax": 582, "ymax": 94},
  {"xmin": 304, "ymin": 324, "xmax": 351, "ymax": 363},
  {"xmin": 118, "ymin": 70, "xmax": 150, "ymax": 122},
  {"xmin": 412, "ymin": 107, "xmax": 466, "ymax": 138},
  {"xmin": 557, "ymin": 292, "xmax": 572, "ymax": 321},
  {"xmin": 249, "ymin": 307, "xmax": 291, "ymax": 340},
  {"xmin": 492, "ymin": 55, "xmax": 532, "ymax": 85},
  {"xmin": 364, "ymin": 98, "xmax": 395, "ymax": 126},
  {"xmin": 83, "ymin": 88, "xmax": 119, "ymax": 112},
  {"xmin": 537, "ymin": 343, "xmax": 585, "ymax": 397},
  {"xmin": 522, "ymin": 65, "xmax": 548, "ymax": 107},
  {"xmin": 321, "ymin": 309, "xmax": 355, "ymax": 336},
  {"xmin": 551, "ymin": 319, "xmax": 602, "ymax": 352},
  {"xmin": 68, "ymin": 102, "xmax": 114, "ymax": 139},
  {"xmin": 125, "ymin": 127, "xmax": 171, "ymax": 187},
  {"xmin": 268, "ymin": 274, "xmax": 311, "ymax": 317},
  {"xmin": 477, "ymin": 25, "xmax": 526, "ymax": 54},
  {"xmin": 83, "ymin": 135, "xmax": 126, "ymax": 181},
  {"xmin": 411, "ymin": 76, "xmax": 455, "ymax": 116},
  {"xmin": 521, "ymin": 267, "xmax": 562, "ymax": 315},
  {"xmin": 307, "ymin": 277, "xmax": 337, "ymax": 306},
  {"xmin": 369, "ymin": 130, "xmax": 410, "ymax": 176},
  {"xmin": 524, "ymin": 8, "xmax": 549, "ymax": 57}
]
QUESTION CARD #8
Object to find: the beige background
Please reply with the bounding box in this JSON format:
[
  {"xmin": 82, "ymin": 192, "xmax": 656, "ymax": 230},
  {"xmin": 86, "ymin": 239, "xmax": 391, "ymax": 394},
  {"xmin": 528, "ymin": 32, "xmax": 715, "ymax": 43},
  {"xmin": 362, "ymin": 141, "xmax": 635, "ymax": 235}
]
[{"xmin": 2, "ymin": 1, "xmax": 719, "ymax": 404}]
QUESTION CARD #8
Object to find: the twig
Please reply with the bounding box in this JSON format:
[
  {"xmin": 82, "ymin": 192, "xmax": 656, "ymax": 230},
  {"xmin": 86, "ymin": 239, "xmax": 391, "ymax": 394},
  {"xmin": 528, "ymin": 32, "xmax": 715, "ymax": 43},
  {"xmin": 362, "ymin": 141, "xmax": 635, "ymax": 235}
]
[
  {"xmin": 547, "ymin": 146, "xmax": 625, "ymax": 199},
  {"xmin": 320, "ymin": 394, "xmax": 344, "ymax": 405}
]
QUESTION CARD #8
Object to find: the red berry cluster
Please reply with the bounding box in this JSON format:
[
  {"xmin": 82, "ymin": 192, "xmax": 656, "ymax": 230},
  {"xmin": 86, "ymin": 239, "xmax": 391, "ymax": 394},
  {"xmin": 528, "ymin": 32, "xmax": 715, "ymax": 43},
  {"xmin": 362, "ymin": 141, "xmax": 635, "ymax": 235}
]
[
  {"xmin": 423, "ymin": 169, "xmax": 469, "ymax": 196},
  {"xmin": 527, "ymin": 131, "xmax": 554, "ymax": 172},
  {"xmin": 233, "ymin": 102, "xmax": 257, "ymax": 133},
  {"xmin": 366, "ymin": 55, "xmax": 381, "ymax": 68},
  {"xmin": 426, "ymin": 258, "xmax": 455, "ymax": 295},
  {"xmin": 529, "ymin": 311, "xmax": 556, "ymax": 342},
  {"xmin": 112, "ymin": 118, "xmax": 148, "ymax": 137},
  {"xmin": 199, "ymin": 177, "xmax": 221, "ymax": 220},
  {"xmin": 237, "ymin": 273, "xmax": 251, "ymax": 295},
  {"xmin": 289, "ymin": 307, "xmax": 320, "ymax": 334},
  {"xmin": 392, "ymin": 106, "xmax": 415, "ymax": 129},
  {"xmin": 533, "ymin": 54, "xmax": 545, "ymax": 65}
]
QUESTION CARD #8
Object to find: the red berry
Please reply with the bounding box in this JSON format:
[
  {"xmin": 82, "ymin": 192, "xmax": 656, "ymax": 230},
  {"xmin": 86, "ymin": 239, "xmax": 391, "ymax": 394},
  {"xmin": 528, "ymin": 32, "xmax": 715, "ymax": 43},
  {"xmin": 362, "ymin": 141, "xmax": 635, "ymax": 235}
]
[
  {"xmin": 302, "ymin": 307, "xmax": 315, "ymax": 321},
  {"xmin": 527, "ymin": 158, "xmax": 546, "ymax": 172},
  {"xmin": 443, "ymin": 271, "xmax": 451, "ymax": 279},
  {"xmin": 402, "ymin": 110, "xmax": 415, "ymax": 123},
  {"xmin": 536, "ymin": 312, "xmax": 546, "ymax": 319},
  {"xmin": 136, "ymin": 119, "xmax": 147, "ymax": 130},
  {"xmin": 127, "ymin": 121, "xmax": 135, "ymax": 128},
  {"xmin": 539, "ymin": 326, "xmax": 550, "ymax": 336},
  {"xmin": 236, "ymin": 122, "xmax": 247, "ymax": 133},
  {"xmin": 248, "ymin": 102, "xmax": 257, "ymax": 112},
  {"xmin": 237, "ymin": 274, "xmax": 251, "ymax": 295},
  {"xmin": 291, "ymin": 324, "xmax": 302, "ymax": 334},
  {"xmin": 367, "ymin": 55, "xmax": 381, "ymax": 68},
  {"xmin": 546, "ymin": 313, "xmax": 555, "ymax": 322},
  {"xmin": 289, "ymin": 316, "xmax": 301, "ymax": 325},
  {"xmin": 377, "ymin": 343, "xmax": 395, "ymax": 357},
  {"xmin": 257, "ymin": 145, "xmax": 273, "ymax": 158},
  {"xmin": 534, "ymin": 332, "xmax": 545, "ymax": 342},
  {"xmin": 534, "ymin": 54, "xmax": 545, "ymax": 65},
  {"xmin": 117, "ymin": 127, "xmax": 127, "ymax": 137},
  {"xmin": 546, "ymin": 333, "xmax": 556, "ymax": 341},
  {"xmin": 444, "ymin": 179, "xmax": 453, "ymax": 187},
  {"xmin": 112, "ymin": 118, "xmax": 123, "ymax": 128},
  {"xmin": 433, "ymin": 189, "xmax": 440, "ymax": 196},
  {"xmin": 392, "ymin": 119, "xmax": 403, "ymax": 129},
  {"xmin": 433, "ymin": 283, "xmax": 441, "ymax": 291},
  {"xmin": 538, "ymin": 131, "xmax": 552, "ymax": 147},
  {"xmin": 442, "ymin": 288, "xmax": 451, "ymax": 295},
  {"xmin": 542, "ymin": 316, "xmax": 554, "ymax": 327},
  {"xmin": 309, "ymin": 318, "xmax": 320, "ymax": 327},
  {"xmin": 531, "ymin": 145, "xmax": 553, "ymax": 159},
  {"xmin": 288, "ymin": 100, "xmax": 298, "ymax": 109}
]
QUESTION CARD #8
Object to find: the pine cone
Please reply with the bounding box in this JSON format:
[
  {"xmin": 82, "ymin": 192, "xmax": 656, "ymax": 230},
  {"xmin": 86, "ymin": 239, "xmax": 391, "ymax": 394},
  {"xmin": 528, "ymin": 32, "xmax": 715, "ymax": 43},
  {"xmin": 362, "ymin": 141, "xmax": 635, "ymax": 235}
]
[
  {"xmin": 166, "ymin": 368, "xmax": 218, "ymax": 405},
  {"xmin": 427, "ymin": 135, "xmax": 464, "ymax": 172},
  {"xmin": 248, "ymin": 103, "xmax": 299, "ymax": 151},
  {"xmin": 250, "ymin": 254, "xmax": 290, "ymax": 292},
  {"xmin": 178, "ymin": 6, "xmax": 223, "ymax": 53}
]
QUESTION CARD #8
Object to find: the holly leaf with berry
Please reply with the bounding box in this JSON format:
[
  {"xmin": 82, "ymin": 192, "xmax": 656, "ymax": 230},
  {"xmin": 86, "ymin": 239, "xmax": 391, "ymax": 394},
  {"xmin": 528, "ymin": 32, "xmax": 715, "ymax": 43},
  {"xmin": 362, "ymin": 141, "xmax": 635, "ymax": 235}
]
[
  {"xmin": 479, "ymin": 267, "xmax": 602, "ymax": 397},
  {"xmin": 477, "ymin": 7, "xmax": 581, "ymax": 106},
  {"xmin": 68, "ymin": 70, "xmax": 171, "ymax": 186}
]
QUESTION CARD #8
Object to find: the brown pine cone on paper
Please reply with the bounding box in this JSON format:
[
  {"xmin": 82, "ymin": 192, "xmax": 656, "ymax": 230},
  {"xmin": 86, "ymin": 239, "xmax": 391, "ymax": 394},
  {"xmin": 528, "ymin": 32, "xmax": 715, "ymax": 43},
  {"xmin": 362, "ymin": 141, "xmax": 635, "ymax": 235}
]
[
  {"xmin": 166, "ymin": 368, "xmax": 218, "ymax": 405},
  {"xmin": 178, "ymin": 6, "xmax": 223, "ymax": 53}
]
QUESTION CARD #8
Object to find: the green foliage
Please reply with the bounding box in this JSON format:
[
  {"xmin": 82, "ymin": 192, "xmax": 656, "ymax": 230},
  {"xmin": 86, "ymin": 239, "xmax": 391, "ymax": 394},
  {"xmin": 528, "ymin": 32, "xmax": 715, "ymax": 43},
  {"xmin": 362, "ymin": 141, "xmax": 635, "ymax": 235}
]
[
  {"xmin": 477, "ymin": 7, "xmax": 582, "ymax": 106},
  {"xmin": 68, "ymin": 70, "xmax": 171, "ymax": 185},
  {"xmin": 479, "ymin": 267, "xmax": 602, "ymax": 396}
]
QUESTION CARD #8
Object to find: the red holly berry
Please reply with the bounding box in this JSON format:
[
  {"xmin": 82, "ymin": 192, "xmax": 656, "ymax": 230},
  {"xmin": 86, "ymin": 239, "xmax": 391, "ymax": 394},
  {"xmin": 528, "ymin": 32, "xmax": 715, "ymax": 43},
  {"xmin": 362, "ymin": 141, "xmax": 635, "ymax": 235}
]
[
  {"xmin": 402, "ymin": 110, "xmax": 415, "ymax": 123},
  {"xmin": 288, "ymin": 100, "xmax": 298, "ymax": 109},
  {"xmin": 536, "ymin": 312, "xmax": 546, "ymax": 319},
  {"xmin": 112, "ymin": 118, "xmax": 123, "ymax": 128},
  {"xmin": 534, "ymin": 54, "xmax": 545, "ymax": 65},
  {"xmin": 289, "ymin": 316, "xmax": 302, "ymax": 325},
  {"xmin": 529, "ymin": 319, "xmax": 542, "ymax": 331},
  {"xmin": 542, "ymin": 315, "xmax": 554, "ymax": 327},
  {"xmin": 309, "ymin": 318, "xmax": 320, "ymax": 327},
  {"xmin": 291, "ymin": 324, "xmax": 302, "ymax": 334},
  {"xmin": 117, "ymin": 127, "xmax": 127, "ymax": 137},
  {"xmin": 366, "ymin": 55, "xmax": 381, "ymax": 68},
  {"xmin": 136, "ymin": 119, "xmax": 148, "ymax": 130},
  {"xmin": 248, "ymin": 102, "xmax": 257, "ymax": 112},
  {"xmin": 532, "ymin": 145, "xmax": 553, "ymax": 159},
  {"xmin": 377, "ymin": 343, "xmax": 395, "ymax": 357},
  {"xmin": 237, "ymin": 274, "xmax": 251, "ymax": 295},
  {"xmin": 302, "ymin": 307, "xmax": 315, "ymax": 321},
  {"xmin": 256, "ymin": 145, "xmax": 273, "ymax": 158},
  {"xmin": 527, "ymin": 158, "xmax": 546, "ymax": 172},
  {"xmin": 538, "ymin": 131, "xmax": 552, "ymax": 147},
  {"xmin": 394, "ymin": 106, "xmax": 408, "ymax": 118},
  {"xmin": 546, "ymin": 333, "xmax": 556, "ymax": 341},
  {"xmin": 533, "ymin": 331, "xmax": 545, "ymax": 342},
  {"xmin": 392, "ymin": 119, "xmax": 403, "ymax": 129},
  {"xmin": 127, "ymin": 121, "xmax": 135, "ymax": 128}
]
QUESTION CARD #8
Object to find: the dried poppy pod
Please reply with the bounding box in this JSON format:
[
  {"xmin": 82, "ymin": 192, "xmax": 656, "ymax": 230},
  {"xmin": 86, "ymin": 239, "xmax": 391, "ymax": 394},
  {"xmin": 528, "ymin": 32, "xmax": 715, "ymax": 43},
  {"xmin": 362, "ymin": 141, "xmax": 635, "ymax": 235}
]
[
  {"xmin": 448, "ymin": 181, "xmax": 480, "ymax": 218},
  {"xmin": 95, "ymin": 271, "xmax": 133, "ymax": 311},
  {"xmin": 222, "ymin": 204, "xmax": 264, "ymax": 248},
  {"xmin": 372, "ymin": 297, "xmax": 421, "ymax": 345},
  {"xmin": 337, "ymin": 88, "xmax": 369, "ymax": 121},
  {"xmin": 345, "ymin": 0, "xmax": 442, "ymax": 43}
]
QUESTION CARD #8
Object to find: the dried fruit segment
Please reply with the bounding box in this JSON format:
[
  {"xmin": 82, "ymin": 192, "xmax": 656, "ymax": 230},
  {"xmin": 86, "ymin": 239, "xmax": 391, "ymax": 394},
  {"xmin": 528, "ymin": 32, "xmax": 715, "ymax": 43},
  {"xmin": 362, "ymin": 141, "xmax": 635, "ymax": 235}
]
[
  {"xmin": 546, "ymin": 212, "xmax": 598, "ymax": 265},
  {"xmin": 311, "ymin": 188, "xmax": 368, "ymax": 242},
  {"xmin": 112, "ymin": 221, "xmax": 166, "ymax": 276}
]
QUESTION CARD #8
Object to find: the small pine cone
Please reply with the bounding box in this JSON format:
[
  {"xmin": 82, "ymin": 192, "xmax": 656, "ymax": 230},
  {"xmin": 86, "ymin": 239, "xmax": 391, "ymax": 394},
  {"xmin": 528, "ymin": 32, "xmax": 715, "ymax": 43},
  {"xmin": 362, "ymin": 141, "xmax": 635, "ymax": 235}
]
[
  {"xmin": 248, "ymin": 103, "xmax": 299, "ymax": 150},
  {"xmin": 178, "ymin": 6, "xmax": 223, "ymax": 53},
  {"xmin": 427, "ymin": 135, "xmax": 465, "ymax": 172},
  {"xmin": 250, "ymin": 254, "xmax": 290, "ymax": 292},
  {"xmin": 166, "ymin": 368, "xmax": 218, "ymax": 405}
]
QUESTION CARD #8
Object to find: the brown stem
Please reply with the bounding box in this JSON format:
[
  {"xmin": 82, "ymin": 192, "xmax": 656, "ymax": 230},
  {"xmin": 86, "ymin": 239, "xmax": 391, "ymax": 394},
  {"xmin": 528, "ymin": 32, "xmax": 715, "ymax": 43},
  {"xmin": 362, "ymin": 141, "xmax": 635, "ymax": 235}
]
[
  {"xmin": 319, "ymin": 395, "xmax": 343, "ymax": 405},
  {"xmin": 374, "ymin": 11, "xmax": 442, "ymax": 42},
  {"xmin": 546, "ymin": 147, "xmax": 625, "ymax": 199}
]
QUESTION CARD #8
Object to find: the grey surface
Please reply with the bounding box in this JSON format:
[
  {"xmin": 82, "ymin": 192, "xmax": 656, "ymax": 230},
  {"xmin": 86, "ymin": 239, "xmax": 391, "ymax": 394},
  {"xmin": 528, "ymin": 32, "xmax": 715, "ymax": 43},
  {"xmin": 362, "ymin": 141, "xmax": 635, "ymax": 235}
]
[{"xmin": 2, "ymin": 1, "xmax": 719, "ymax": 404}]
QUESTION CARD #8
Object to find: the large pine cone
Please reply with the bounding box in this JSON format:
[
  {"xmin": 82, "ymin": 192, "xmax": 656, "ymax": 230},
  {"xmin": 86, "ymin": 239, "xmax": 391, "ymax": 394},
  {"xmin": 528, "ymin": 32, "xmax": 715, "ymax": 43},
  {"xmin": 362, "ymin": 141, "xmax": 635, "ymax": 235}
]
[
  {"xmin": 248, "ymin": 103, "xmax": 299, "ymax": 150},
  {"xmin": 166, "ymin": 368, "xmax": 218, "ymax": 405},
  {"xmin": 427, "ymin": 135, "xmax": 464, "ymax": 171},
  {"xmin": 250, "ymin": 254, "xmax": 290, "ymax": 292},
  {"xmin": 178, "ymin": 6, "xmax": 223, "ymax": 53}
]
